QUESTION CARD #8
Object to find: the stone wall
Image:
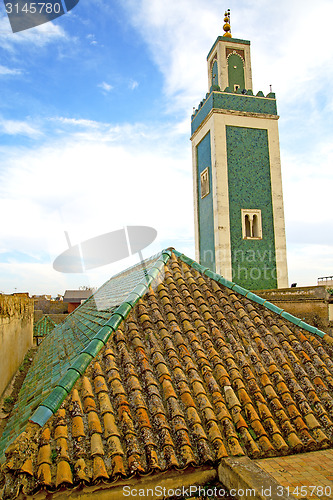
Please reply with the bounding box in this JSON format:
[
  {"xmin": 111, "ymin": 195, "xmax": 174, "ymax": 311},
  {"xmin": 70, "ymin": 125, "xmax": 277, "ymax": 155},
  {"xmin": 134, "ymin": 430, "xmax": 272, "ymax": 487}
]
[
  {"xmin": 33, "ymin": 297, "xmax": 68, "ymax": 315},
  {"xmin": 254, "ymin": 285, "xmax": 331, "ymax": 334},
  {"xmin": 34, "ymin": 311, "xmax": 68, "ymax": 324},
  {"xmin": 0, "ymin": 295, "xmax": 34, "ymax": 397}
]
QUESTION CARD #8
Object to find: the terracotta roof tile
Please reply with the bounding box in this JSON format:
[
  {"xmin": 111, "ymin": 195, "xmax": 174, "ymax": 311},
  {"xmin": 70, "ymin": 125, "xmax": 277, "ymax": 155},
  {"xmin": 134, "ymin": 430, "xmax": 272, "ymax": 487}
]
[
  {"xmin": 2, "ymin": 249, "xmax": 333, "ymax": 498},
  {"xmin": 20, "ymin": 458, "xmax": 33, "ymax": 476},
  {"xmin": 56, "ymin": 460, "xmax": 73, "ymax": 487},
  {"xmin": 37, "ymin": 463, "xmax": 52, "ymax": 486}
]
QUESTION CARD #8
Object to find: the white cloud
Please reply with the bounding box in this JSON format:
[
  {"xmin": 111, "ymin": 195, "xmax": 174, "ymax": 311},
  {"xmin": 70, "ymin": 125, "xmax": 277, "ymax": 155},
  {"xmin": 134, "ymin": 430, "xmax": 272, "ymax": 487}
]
[
  {"xmin": 98, "ymin": 81, "xmax": 113, "ymax": 92},
  {"xmin": 86, "ymin": 33, "xmax": 98, "ymax": 45},
  {"xmin": 0, "ymin": 118, "xmax": 192, "ymax": 293},
  {"xmin": 129, "ymin": 79, "xmax": 139, "ymax": 90},
  {"xmin": 52, "ymin": 117, "xmax": 102, "ymax": 129},
  {"xmin": 0, "ymin": 118, "xmax": 42, "ymax": 137},
  {"xmin": 0, "ymin": 65, "xmax": 22, "ymax": 75},
  {"xmin": 0, "ymin": 15, "xmax": 68, "ymax": 51}
]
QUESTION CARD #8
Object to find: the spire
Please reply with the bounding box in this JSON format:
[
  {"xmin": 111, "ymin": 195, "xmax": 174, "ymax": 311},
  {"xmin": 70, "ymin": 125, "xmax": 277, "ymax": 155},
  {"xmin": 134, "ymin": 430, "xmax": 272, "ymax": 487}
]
[{"xmin": 223, "ymin": 9, "xmax": 232, "ymax": 38}]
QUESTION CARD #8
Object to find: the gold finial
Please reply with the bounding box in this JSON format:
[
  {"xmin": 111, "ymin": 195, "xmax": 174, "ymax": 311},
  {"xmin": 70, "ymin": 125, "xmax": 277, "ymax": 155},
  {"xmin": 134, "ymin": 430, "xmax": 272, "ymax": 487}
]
[{"xmin": 223, "ymin": 9, "xmax": 232, "ymax": 38}]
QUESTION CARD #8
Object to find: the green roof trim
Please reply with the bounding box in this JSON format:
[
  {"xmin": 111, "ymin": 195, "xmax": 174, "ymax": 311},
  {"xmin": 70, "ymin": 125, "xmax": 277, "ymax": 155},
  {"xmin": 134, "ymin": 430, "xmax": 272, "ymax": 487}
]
[
  {"xmin": 41, "ymin": 386, "xmax": 68, "ymax": 414},
  {"xmin": 57, "ymin": 369, "xmax": 81, "ymax": 393},
  {"xmin": 263, "ymin": 301, "xmax": 284, "ymax": 315},
  {"xmin": 70, "ymin": 352, "xmax": 94, "ymax": 376},
  {"xmin": 81, "ymin": 338, "xmax": 105, "ymax": 358},
  {"xmin": 113, "ymin": 302, "xmax": 132, "ymax": 320},
  {"xmin": 231, "ymin": 284, "xmax": 249, "ymax": 296},
  {"xmin": 33, "ymin": 314, "xmax": 57, "ymax": 338},
  {"xmin": 174, "ymin": 250, "xmax": 328, "ymax": 341},
  {"xmin": 28, "ymin": 250, "xmax": 172, "ymax": 429},
  {"xmin": 29, "ymin": 406, "xmax": 53, "ymax": 427},
  {"xmin": 94, "ymin": 325, "xmax": 114, "ymax": 345},
  {"xmin": 280, "ymin": 311, "xmax": 302, "ymax": 327},
  {"xmin": 244, "ymin": 292, "xmax": 266, "ymax": 305}
]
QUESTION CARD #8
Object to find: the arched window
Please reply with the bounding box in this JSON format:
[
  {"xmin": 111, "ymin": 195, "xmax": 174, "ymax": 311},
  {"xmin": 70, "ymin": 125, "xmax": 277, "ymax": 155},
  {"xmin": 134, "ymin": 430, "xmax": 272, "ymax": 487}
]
[
  {"xmin": 211, "ymin": 59, "xmax": 218, "ymax": 88},
  {"xmin": 227, "ymin": 53, "xmax": 245, "ymax": 91},
  {"xmin": 200, "ymin": 168, "xmax": 210, "ymax": 198},
  {"xmin": 245, "ymin": 214, "xmax": 251, "ymax": 238},
  {"xmin": 241, "ymin": 209, "xmax": 262, "ymax": 239},
  {"xmin": 252, "ymin": 214, "xmax": 259, "ymax": 238}
]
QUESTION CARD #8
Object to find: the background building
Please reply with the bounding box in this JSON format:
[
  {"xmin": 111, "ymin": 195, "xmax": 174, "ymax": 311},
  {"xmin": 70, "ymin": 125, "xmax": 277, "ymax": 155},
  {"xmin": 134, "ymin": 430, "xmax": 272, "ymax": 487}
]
[{"xmin": 191, "ymin": 12, "xmax": 288, "ymax": 290}]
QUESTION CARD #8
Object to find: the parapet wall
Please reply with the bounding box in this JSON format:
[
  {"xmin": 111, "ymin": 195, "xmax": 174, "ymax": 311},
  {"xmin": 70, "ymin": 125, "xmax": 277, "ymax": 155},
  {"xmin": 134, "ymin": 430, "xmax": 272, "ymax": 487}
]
[
  {"xmin": 191, "ymin": 89, "xmax": 277, "ymax": 135},
  {"xmin": 254, "ymin": 286, "xmax": 331, "ymax": 333},
  {"xmin": 0, "ymin": 295, "xmax": 34, "ymax": 397}
]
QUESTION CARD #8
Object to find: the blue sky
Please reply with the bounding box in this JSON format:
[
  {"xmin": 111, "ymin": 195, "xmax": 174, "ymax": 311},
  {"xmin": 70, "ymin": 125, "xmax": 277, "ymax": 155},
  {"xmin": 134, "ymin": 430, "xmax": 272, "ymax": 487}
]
[{"xmin": 0, "ymin": 0, "xmax": 332, "ymax": 295}]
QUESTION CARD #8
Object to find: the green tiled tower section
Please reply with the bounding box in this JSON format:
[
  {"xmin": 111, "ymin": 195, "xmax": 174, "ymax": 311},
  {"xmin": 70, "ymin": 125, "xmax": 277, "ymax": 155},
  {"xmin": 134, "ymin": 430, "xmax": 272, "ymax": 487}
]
[
  {"xmin": 197, "ymin": 132, "xmax": 215, "ymax": 271},
  {"xmin": 191, "ymin": 92, "xmax": 277, "ymax": 135},
  {"xmin": 226, "ymin": 126, "xmax": 278, "ymax": 289}
]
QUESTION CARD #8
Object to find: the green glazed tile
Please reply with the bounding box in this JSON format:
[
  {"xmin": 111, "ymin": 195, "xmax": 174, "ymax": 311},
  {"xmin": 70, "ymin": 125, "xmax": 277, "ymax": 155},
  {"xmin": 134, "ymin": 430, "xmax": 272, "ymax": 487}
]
[
  {"xmin": 114, "ymin": 302, "xmax": 132, "ymax": 320},
  {"xmin": 29, "ymin": 406, "xmax": 54, "ymax": 427},
  {"xmin": 81, "ymin": 339, "xmax": 104, "ymax": 358},
  {"xmin": 231, "ymin": 284, "xmax": 249, "ymax": 296},
  {"xmin": 280, "ymin": 311, "xmax": 302, "ymax": 326},
  {"xmin": 41, "ymin": 386, "xmax": 68, "ymax": 413},
  {"xmin": 94, "ymin": 325, "xmax": 114, "ymax": 345},
  {"xmin": 245, "ymin": 292, "xmax": 266, "ymax": 305},
  {"xmin": 57, "ymin": 369, "xmax": 81, "ymax": 393},
  {"xmin": 71, "ymin": 352, "xmax": 94, "ymax": 376},
  {"xmin": 264, "ymin": 302, "xmax": 284, "ymax": 315},
  {"xmin": 105, "ymin": 313, "xmax": 123, "ymax": 331}
]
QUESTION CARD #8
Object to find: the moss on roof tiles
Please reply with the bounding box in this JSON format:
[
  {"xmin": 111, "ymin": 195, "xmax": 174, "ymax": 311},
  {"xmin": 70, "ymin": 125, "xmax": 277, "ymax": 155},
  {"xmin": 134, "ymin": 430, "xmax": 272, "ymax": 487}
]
[
  {"xmin": 0, "ymin": 251, "xmax": 171, "ymax": 461},
  {"xmin": 173, "ymin": 249, "xmax": 329, "ymax": 342},
  {"xmin": 2, "ymin": 249, "xmax": 333, "ymax": 498}
]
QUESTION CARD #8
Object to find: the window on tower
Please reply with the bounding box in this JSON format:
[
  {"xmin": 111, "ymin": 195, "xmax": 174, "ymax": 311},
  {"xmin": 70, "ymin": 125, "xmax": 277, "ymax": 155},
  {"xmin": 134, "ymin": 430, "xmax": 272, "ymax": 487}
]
[
  {"xmin": 211, "ymin": 58, "xmax": 219, "ymax": 89},
  {"xmin": 241, "ymin": 209, "xmax": 262, "ymax": 239},
  {"xmin": 245, "ymin": 214, "xmax": 251, "ymax": 237},
  {"xmin": 200, "ymin": 168, "xmax": 210, "ymax": 198},
  {"xmin": 227, "ymin": 52, "xmax": 245, "ymax": 92}
]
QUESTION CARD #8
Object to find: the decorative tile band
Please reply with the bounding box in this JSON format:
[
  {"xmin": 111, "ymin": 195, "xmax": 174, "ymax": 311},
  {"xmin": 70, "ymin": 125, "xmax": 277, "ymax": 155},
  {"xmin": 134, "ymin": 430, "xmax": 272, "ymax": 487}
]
[{"xmin": 191, "ymin": 91, "xmax": 277, "ymax": 135}]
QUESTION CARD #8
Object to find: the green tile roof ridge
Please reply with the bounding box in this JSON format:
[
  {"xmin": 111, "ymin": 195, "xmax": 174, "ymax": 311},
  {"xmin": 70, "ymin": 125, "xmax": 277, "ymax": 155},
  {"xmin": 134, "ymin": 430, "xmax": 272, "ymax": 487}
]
[
  {"xmin": 29, "ymin": 249, "xmax": 172, "ymax": 428},
  {"xmin": 173, "ymin": 250, "xmax": 327, "ymax": 340}
]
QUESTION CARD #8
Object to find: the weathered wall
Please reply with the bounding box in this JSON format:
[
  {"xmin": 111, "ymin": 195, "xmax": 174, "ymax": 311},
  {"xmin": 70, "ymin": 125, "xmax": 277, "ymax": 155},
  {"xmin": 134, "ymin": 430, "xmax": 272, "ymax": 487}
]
[
  {"xmin": 254, "ymin": 286, "xmax": 331, "ymax": 333},
  {"xmin": 0, "ymin": 295, "xmax": 34, "ymax": 397},
  {"xmin": 33, "ymin": 298, "xmax": 68, "ymax": 315},
  {"xmin": 34, "ymin": 311, "xmax": 68, "ymax": 324}
]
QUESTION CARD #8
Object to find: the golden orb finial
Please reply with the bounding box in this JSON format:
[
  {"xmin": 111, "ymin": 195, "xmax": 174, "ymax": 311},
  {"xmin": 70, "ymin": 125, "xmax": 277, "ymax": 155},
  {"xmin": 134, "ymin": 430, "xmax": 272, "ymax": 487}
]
[{"xmin": 223, "ymin": 9, "xmax": 232, "ymax": 38}]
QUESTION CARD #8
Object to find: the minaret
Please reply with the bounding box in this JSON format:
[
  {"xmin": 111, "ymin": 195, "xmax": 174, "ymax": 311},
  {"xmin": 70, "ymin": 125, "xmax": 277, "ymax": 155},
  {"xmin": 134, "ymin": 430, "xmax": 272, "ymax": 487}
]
[{"xmin": 191, "ymin": 11, "xmax": 288, "ymax": 290}]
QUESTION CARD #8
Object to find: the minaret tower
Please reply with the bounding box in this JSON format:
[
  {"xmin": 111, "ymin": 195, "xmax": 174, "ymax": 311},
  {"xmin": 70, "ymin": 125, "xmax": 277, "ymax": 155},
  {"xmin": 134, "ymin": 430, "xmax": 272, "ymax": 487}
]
[{"xmin": 191, "ymin": 11, "xmax": 288, "ymax": 290}]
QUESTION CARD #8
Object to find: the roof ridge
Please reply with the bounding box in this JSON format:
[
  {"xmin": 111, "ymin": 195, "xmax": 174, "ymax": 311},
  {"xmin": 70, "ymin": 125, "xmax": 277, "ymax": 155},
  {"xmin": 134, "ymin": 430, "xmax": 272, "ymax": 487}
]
[
  {"xmin": 173, "ymin": 250, "xmax": 333, "ymax": 345},
  {"xmin": 29, "ymin": 249, "xmax": 173, "ymax": 428}
]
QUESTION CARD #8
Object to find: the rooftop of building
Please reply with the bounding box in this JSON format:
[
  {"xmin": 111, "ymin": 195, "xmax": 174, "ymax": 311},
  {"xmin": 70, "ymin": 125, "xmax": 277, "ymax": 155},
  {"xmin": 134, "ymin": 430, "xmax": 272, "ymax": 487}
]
[
  {"xmin": 1, "ymin": 249, "xmax": 333, "ymax": 499},
  {"xmin": 207, "ymin": 35, "xmax": 251, "ymax": 60}
]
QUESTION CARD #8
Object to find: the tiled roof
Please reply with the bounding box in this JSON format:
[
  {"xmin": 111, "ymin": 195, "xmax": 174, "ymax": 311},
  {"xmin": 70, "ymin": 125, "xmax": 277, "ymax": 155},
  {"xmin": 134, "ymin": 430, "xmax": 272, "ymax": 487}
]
[
  {"xmin": 0, "ymin": 252, "xmax": 166, "ymax": 460},
  {"xmin": 1, "ymin": 249, "xmax": 333, "ymax": 498},
  {"xmin": 33, "ymin": 315, "xmax": 57, "ymax": 338},
  {"xmin": 63, "ymin": 289, "xmax": 94, "ymax": 303}
]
